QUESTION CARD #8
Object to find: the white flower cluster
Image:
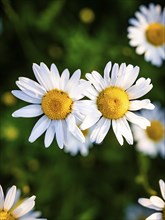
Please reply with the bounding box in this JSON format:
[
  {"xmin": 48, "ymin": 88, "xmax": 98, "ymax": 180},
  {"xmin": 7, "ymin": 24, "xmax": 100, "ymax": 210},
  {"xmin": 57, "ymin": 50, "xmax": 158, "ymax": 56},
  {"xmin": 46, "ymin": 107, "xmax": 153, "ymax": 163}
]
[{"xmin": 12, "ymin": 61, "xmax": 154, "ymax": 155}]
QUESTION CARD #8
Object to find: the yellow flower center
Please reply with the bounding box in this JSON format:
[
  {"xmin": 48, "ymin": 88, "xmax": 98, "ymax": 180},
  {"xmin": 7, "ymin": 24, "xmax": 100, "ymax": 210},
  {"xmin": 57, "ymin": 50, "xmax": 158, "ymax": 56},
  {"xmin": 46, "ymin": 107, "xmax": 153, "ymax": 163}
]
[
  {"xmin": 145, "ymin": 23, "xmax": 165, "ymax": 46},
  {"xmin": 96, "ymin": 87, "xmax": 129, "ymax": 119},
  {"xmin": 146, "ymin": 120, "xmax": 164, "ymax": 142},
  {"xmin": 41, "ymin": 89, "xmax": 73, "ymax": 120},
  {"xmin": 0, "ymin": 211, "xmax": 15, "ymax": 220}
]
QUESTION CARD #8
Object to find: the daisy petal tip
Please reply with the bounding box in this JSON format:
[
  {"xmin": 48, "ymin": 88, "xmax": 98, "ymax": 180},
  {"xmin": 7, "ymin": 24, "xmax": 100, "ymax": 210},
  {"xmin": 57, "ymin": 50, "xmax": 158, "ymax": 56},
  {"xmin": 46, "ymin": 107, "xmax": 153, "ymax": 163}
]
[
  {"xmin": 32, "ymin": 63, "xmax": 38, "ymax": 68},
  {"xmin": 12, "ymin": 112, "xmax": 17, "ymax": 117},
  {"xmin": 150, "ymin": 103, "xmax": 155, "ymax": 110},
  {"xmin": 44, "ymin": 143, "xmax": 50, "ymax": 148},
  {"xmin": 58, "ymin": 144, "xmax": 64, "ymax": 150},
  {"xmin": 28, "ymin": 136, "xmax": 34, "ymax": 143},
  {"xmin": 31, "ymin": 195, "xmax": 36, "ymax": 200}
]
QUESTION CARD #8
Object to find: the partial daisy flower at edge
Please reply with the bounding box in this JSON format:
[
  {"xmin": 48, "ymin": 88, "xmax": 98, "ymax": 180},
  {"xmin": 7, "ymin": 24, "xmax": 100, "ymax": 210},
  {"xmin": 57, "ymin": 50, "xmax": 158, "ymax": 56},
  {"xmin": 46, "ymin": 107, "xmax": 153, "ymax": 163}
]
[
  {"xmin": 132, "ymin": 103, "xmax": 165, "ymax": 159},
  {"xmin": 12, "ymin": 62, "xmax": 91, "ymax": 149},
  {"xmin": 138, "ymin": 179, "xmax": 165, "ymax": 220},
  {"xmin": 127, "ymin": 3, "xmax": 165, "ymax": 67},
  {"xmin": 80, "ymin": 61, "xmax": 154, "ymax": 145},
  {"xmin": 0, "ymin": 185, "xmax": 46, "ymax": 220}
]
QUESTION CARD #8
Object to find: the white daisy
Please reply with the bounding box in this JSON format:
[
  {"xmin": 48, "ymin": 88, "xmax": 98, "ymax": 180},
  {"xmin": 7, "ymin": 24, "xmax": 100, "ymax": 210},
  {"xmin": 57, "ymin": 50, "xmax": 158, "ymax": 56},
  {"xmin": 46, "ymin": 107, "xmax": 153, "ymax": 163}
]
[
  {"xmin": 127, "ymin": 3, "xmax": 165, "ymax": 67},
  {"xmin": 64, "ymin": 123, "xmax": 93, "ymax": 156},
  {"xmin": 132, "ymin": 103, "xmax": 165, "ymax": 158},
  {"xmin": 12, "ymin": 63, "xmax": 91, "ymax": 149},
  {"xmin": 138, "ymin": 179, "xmax": 165, "ymax": 220},
  {"xmin": 80, "ymin": 61, "xmax": 154, "ymax": 145},
  {"xmin": 0, "ymin": 185, "xmax": 46, "ymax": 220}
]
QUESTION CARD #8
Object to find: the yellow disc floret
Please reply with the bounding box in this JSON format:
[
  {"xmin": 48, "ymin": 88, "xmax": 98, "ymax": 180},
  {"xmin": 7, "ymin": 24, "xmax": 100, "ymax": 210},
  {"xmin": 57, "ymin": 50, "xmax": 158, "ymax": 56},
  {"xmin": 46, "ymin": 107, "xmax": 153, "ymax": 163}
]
[
  {"xmin": 146, "ymin": 120, "xmax": 164, "ymax": 142},
  {"xmin": 97, "ymin": 86, "xmax": 129, "ymax": 119},
  {"xmin": 146, "ymin": 23, "xmax": 165, "ymax": 46},
  {"xmin": 0, "ymin": 211, "xmax": 15, "ymax": 220},
  {"xmin": 42, "ymin": 89, "xmax": 73, "ymax": 120}
]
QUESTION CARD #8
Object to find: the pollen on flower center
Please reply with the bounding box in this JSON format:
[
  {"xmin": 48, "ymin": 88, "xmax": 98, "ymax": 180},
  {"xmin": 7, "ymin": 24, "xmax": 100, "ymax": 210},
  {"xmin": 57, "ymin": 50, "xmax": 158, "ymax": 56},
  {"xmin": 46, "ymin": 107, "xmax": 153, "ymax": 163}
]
[
  {"xmin": 146, "ymin": 120, "xmax": 164, "ymax": 142},
  {"xmin": 145, "ymin": 23, "xmax": 165, "ymax": 46},
  {"xmin": 0, "ymin": 211, "xmax": 15, "ymax": 220},
  {"xmin": 41, "ymin": 89, "xmax": 73, "ymax": 120},
  {"xmin": 97, "ymin": 86, "xmax": 129, "ymax": 119}
]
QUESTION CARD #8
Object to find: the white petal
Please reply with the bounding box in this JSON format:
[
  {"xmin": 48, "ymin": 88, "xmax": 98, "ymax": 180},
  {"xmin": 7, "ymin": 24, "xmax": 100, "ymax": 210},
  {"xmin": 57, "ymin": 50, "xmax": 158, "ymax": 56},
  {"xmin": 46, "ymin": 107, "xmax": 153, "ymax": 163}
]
[
  {"xmin": 68, "ymin": 80, "xmax": 91, "ymax": 100},
  {"xmin": 29, "ymin": 116, "xmax": 51, "ymax": 143},
  {"xmin": 90, "ymin": 117, "xmax": 105, "ymax": 143},
  {"xmin": 44, "ymin": 121, "xmax": 55, "ymax": 148},
  {"xmin": 127, "ymin": 77, "xmax": 153, "ymax": 100},
  {"xmin": 17, "ymin": 77, "xmax": 46, "ymax": 95},
  {"xmin": 40, "ymin": 62, "xmax": 56, "ymax": 90},
  {"xmin": 129, "ymin": 99, "xmax": 155, "ymax": 111},
  {"xmin": 112, "ymin": 120, "xmax": 124, "ymax": 145},
  {"xmin": 115, "ymin": 63, "xmax": 127, "ymax": 86},
  {"xmin": 65, "ymin": 69, "xmax": 81, "ymax": 92},
  {"xmin": 4, "ymin": 185, "xmax": 16, "ymax": 210},
  {"xmin": 146, "ymin": 212, "xmax": 162, "ymax": 220},
  {"xmin": 50, "ymin": 63, "xmax": 60, "ymax": 89},
  {"xmin": 111, "ymin": 63, "xmax": 119, "ymax": 85},
  {"xmin": 159, "ymin": 179, "xmax": 165, "ymax": 200},
  {"xmin": 60, "ymin": 68, "xmax": 70, "ymax": 90},
  {"xmin": 72, "ymin": 125, "xmax": 85, "ymax": 143},
  {"xmin": 91, "ymin": 117, "xmax": 111, "ymax": 144},
  {"xmin": 66, "ymin": 114, "xmax": 76, "ymax": 133},
  {"xmin": 138, "ymin": 198, "xmax": 161, "ymax": 210},
  {"xmin": 12, "ymin": 90, "xmax": 41, "ymax": 104},
  {"xmin": 126, "ymin": 111, "xmax": 150, "ymax": 129},
  {"xmin": 0, "ymin": 186, "xmax": 4, "ymax": 209},
  {"xmin": 54, "ymin": 120, "xmax": 64, "ymax": 149},
  {"xmin": 12, "ymin": 196, "xmax": 35, "ymax": 218},
  {"xmin": 16, "ymin": 78, "xmax": 46, "ymax": 99},
  {"xmin": 86, "ymin": 73, "xmax": 103, "ymax": 92},
  {"xmin": 80, "ymin": 110, "xmax": 102, "ymax": 130},
  {"xmin": 117, "ymin": 117, "xmax": 133, "ymax": 145},
  {"xmin": 73, "ymin": 100, "xmax": 97, "ymax": 115},
  {"xmin": 122, "ymin": 66, "xmax": 139, "ymax": 90},
  {"xmin": 91, "ymin": 71, "xmax": 107, "ymax": 89},
  {"xmin": 104, "ymin": 61, "xmax": 111, "ymax": 86},
  {"xmin": 150, "ymin": 196, "xmax": 165, "ymax": 209},
  {"xmin": 32, "ymin": 63, "xmax": 50, "ymax": 91},
  {"xmin": 12, "ymin": 105, "xmax": 43, "ymax": 118}
]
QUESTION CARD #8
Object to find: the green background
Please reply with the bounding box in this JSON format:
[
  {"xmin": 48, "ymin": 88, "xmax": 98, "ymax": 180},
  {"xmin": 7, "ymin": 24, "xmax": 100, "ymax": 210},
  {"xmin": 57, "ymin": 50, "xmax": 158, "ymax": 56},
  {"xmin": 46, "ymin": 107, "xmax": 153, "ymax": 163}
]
[{"xmin": 0, "ymin": 0, "xmax": 164, "ymax": 219}]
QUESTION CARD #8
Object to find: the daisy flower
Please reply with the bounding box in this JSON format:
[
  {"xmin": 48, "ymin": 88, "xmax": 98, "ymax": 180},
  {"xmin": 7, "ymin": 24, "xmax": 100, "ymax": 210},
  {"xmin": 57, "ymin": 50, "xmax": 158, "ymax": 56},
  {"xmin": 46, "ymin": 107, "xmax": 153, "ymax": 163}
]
[
  {"xmin": 0, "ymin": 185, "xmax": 46, "ymax": 220},
  {"xmin": 138, "ymin": 179, "xmax": 165, "ymax": 220},
  {"xmin": 127, "ymin": 3, "xmax": 165, "ymax": 67},
  {"xmin": 80, "ymin": 61, "xmax": 154, "ymax": 145},
  {"xmin": 132, "ymin": 103, "xmax": 165, "ymax": 158},
  {"xmin": 12, "ymin": 62, "xmax": 90, "ymax": 148},
  {"xmin": 64, "ymin": 123, "xmax": 93, "ymax": 156}
]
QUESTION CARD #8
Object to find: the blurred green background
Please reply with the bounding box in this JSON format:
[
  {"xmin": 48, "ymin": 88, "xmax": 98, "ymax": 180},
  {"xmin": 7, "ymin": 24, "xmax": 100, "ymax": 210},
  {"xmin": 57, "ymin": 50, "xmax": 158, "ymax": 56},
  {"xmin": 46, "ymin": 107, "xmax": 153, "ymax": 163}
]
[{"xmin": 0, "ymin": 0, "xmax": 164, "ymax": 219}]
